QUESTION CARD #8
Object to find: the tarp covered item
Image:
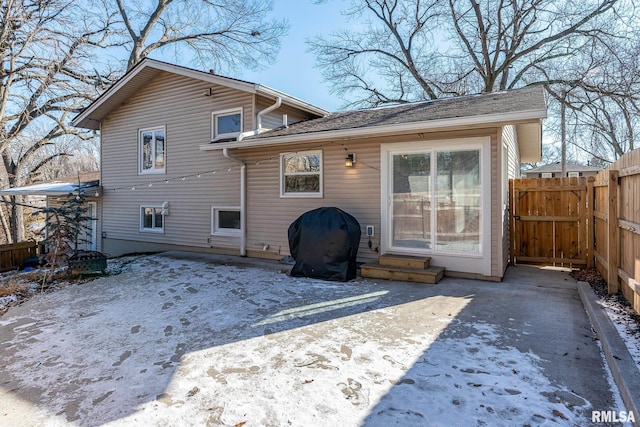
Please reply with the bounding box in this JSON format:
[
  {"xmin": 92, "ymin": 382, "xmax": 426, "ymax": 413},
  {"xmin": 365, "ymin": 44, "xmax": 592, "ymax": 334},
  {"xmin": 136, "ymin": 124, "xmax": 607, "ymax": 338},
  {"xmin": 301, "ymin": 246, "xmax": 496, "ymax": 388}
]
[{"xmin": 288, "ymin": 207, "xmax": 361, "ymax": 281}]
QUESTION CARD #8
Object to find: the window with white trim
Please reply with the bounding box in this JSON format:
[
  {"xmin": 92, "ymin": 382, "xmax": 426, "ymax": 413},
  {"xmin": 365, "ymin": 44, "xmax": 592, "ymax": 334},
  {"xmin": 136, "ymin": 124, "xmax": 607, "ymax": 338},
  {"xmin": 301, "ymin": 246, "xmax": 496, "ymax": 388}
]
[
  {"xmin": 568, "ymin": 171, "xmax": 580, "ymax": 178},
  {"xmin": 139, "ymin": 127, "xmax": 166, "ymax": 174},
  {"xmin": 212, "ymin": 108, "xmax": 242, "ymax": 141},
  {"xmin": 211, "ymin": 207, "xmax": 241, "ymax": 235},
  {"xmin": 280, "ymin": 150, "xmax": 323, "ymax": 197},
  {"xmin": 541, "ymin": 172, "xmax": 552, "ymax": 178},
  {"xmin": 140, "ymin": 206, "xmax": 164, "ymax": 232}
]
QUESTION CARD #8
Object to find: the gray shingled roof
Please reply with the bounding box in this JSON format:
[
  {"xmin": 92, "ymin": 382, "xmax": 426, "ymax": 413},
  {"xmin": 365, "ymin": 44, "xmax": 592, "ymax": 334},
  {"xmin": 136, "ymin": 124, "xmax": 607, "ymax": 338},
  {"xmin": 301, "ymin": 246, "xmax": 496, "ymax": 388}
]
[{"xmin": 248, "ymin": 85, "xmax": 545, "ymax": 140}]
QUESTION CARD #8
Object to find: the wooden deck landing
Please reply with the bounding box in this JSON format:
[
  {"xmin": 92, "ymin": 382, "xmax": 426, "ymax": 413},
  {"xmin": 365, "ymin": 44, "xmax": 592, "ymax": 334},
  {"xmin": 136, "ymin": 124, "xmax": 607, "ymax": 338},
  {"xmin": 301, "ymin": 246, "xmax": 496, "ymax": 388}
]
[{"xmin": 360, "ymin": 254, "xmax": 444, "ymax": 284}]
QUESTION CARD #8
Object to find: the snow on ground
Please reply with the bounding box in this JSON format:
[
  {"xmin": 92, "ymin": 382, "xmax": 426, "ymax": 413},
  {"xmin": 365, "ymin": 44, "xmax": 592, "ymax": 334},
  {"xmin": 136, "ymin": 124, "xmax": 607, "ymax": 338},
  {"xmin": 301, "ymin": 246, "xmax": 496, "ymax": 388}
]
[
  {"xmin": 0, "ymin": 255, "xmax": 141, "ymax": 316},
  {"xmin": 602, "ymin": 299, "xmax": 640, "ymax": 366},
  {"xmin": 0, "ymin": 254, "xmax": 632, "ymax": 426}
]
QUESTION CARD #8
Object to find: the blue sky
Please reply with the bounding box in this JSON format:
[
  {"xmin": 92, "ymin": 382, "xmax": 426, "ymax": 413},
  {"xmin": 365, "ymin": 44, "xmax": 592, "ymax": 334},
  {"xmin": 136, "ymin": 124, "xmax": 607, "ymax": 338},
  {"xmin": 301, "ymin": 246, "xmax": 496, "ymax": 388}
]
[{"xmin": 240, "ymin": 1, "xmax": 348, "ymax": 112}]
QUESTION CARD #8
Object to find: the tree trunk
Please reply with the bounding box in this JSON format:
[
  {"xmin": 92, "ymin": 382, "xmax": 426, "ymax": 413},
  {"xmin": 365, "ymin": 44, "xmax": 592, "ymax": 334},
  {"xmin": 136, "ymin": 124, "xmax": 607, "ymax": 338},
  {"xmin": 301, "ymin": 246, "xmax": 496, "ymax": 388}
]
[
  {"xmin": 0, "ymin": 200, "xmax": 12, "ymax": 244},
  {"xmin": 10, "ymin": 196, "xmax": 25, "ymax": 242}
]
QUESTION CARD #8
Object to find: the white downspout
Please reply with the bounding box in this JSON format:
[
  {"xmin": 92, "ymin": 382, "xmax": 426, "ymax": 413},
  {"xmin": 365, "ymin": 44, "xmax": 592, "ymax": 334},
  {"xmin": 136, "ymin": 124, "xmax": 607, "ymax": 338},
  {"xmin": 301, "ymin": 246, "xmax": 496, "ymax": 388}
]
[
  {"xmin": 220, "ymin": 96, "xmax": 281, "ymax": 255},
  {"xmin": 223, "ymin": 148, "xmax": 246, "ymax": 256},
  {"xmin": 257, "ymin": 96, "xmax": 281, "ymax": 130},
  {"xmin": 237, "ymin": 96, "xmax": 282, "ymax": 141}
]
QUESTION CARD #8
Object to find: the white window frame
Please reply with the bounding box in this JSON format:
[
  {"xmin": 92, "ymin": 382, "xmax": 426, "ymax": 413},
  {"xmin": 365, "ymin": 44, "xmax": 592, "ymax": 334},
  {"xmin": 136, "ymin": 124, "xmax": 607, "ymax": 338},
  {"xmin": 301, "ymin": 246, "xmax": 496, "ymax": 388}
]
[
  {"xmin": 138, "ymin": 126, "xmax": 166, "ymax": 175},
  {"xmin": 280, "ymin": 150, "xmax": 323, "ymax": 198},
  {"xmin": 211, "ymin": 108, "xmax": 243, "ymax": 141},
  {"xmin": 140, "ymin": 205, "xmax": 165, "ymax": 233},
  {"xmin": 541, "ymin": 172, "xmax": 552, "ymax": 178},
  {"xmin": 568, "ymin": 171, "xmax": 580, "ymax": 178},
  {"xmin": 211, "ymin": 206, "xmax": 241, "ymax": 236}
]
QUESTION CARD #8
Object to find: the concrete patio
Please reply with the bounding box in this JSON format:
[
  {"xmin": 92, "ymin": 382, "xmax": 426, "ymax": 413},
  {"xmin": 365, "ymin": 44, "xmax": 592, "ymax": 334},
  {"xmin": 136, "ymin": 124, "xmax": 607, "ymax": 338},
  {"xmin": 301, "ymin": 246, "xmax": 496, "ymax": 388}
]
[{"xmin": 0, "ymin": 252, "xmax": 630, "ymax": 426}]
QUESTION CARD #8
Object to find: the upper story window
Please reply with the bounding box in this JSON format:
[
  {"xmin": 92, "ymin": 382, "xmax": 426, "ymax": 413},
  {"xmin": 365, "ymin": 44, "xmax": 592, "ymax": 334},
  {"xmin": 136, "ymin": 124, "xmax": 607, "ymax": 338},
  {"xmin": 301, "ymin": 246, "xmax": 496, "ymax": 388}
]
[
  {"xmin": 212, "ymin": 108, "xmax": 242, "ymax": 141},
  {"xmin": 139, "ymin": 127, "xmax": 166, "ymax": 174},
  {"xmin": 280, "ymin": 150, "xmax": 323, "ymax": 197}
]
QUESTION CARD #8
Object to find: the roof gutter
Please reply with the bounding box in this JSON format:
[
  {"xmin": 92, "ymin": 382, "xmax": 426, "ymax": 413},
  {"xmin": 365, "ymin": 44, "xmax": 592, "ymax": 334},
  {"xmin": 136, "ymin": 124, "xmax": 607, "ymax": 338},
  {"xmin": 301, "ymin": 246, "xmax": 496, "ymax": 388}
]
[
  {"xmin": 200, "ymin": 109, "xmax": 547, "ymax": 152},
  {"xmin": 222, "ymin": 148, "xmax": 247, "ymax": 256}
]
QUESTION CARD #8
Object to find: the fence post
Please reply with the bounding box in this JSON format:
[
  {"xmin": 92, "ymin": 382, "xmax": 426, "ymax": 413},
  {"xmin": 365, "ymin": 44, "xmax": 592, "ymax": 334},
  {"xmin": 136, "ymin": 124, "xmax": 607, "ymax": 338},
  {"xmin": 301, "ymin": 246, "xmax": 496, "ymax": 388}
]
[
  {"xmin": 607, "ymin": 169, "xmax": 619, "ymax": 294},
  {"xmin": 587, "ymin": 176, "xmax": 595, "ymax": 268}
]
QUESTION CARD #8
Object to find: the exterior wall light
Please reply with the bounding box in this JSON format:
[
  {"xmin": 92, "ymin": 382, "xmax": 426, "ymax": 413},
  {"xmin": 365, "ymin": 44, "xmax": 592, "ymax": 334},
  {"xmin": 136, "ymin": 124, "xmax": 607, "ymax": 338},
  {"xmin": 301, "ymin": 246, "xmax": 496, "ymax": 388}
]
[{"xmin": 345, "ymin": 153, "xmax": 356, "ymax": 168}]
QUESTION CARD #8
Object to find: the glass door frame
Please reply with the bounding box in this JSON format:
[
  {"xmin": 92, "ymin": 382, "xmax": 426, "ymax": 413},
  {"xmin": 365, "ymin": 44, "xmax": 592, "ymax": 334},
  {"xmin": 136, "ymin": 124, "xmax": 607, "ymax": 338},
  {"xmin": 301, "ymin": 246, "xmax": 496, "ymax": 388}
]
[{"xmin": 380, "ymin": 137, "xmax": 492, "ymax": 275}]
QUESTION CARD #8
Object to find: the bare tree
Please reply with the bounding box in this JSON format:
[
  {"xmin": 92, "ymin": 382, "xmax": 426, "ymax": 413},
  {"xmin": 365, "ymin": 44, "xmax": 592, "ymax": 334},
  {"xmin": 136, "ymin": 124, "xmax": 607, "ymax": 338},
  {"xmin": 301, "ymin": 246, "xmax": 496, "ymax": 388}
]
[
  {"xmin": 0, "ymin": 0, "xmax": 289, "ymax": 244},
  {"xmin": 0, "ymin": 0, "xmax": 117, "ymax": 243},
  {"xmin": 310, "ymin": 0, "xmax": 640, "ymax": 163},
  {"xmin": 113, "ymin": 0, "xmax": 289, "ymax": 71},
  {"xmin": 311, "ymin": 0, "xmax": 623, "ymax": 102}
]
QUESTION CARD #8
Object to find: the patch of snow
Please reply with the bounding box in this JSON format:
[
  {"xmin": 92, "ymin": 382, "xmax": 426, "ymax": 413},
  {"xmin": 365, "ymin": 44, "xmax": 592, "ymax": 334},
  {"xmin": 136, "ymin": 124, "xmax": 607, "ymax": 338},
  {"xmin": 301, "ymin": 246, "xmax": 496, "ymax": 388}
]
[{"xmin": 602, "ymin": 300, "xmax": 640, "ymax": 366}]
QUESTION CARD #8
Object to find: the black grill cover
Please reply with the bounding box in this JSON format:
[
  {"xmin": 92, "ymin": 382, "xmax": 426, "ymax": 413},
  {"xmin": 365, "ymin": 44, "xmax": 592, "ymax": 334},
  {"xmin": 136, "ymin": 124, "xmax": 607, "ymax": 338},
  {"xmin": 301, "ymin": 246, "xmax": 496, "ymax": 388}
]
[{"xmin": 288, "ymin": 207, "xmax": 361, "ymax": 281}]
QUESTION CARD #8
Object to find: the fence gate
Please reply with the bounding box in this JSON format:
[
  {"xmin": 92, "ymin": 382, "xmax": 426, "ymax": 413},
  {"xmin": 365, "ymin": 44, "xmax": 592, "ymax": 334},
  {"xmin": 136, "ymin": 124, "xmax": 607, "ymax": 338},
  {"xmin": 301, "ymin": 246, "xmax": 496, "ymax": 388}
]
[{"xmin": 509, "ymin": 177, "xmax": 592, "ymax": 267}]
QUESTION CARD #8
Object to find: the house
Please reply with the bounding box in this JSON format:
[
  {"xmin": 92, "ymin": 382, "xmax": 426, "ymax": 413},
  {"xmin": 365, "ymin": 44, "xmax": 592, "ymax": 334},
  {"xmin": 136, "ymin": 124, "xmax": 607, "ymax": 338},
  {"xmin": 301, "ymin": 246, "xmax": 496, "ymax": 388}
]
[
  {"xmin": 523, "ymin": 162, "xmax": 601, "ymax": 178},
  {"xmin": 0, "ymin": 172, "xmax": 101, "ymax": 251},
  {"xmin": 65, "ymin": 59, "xmax": 545, "ymax": 280}
]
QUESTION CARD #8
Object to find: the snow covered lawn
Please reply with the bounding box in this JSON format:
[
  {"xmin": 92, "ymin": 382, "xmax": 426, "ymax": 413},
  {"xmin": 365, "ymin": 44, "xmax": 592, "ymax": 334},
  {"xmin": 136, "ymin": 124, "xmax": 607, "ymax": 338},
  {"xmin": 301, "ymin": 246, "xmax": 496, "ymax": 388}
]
[{"xmin": 0, "ymin": 254, "xmax": 629, "ymax": 426}]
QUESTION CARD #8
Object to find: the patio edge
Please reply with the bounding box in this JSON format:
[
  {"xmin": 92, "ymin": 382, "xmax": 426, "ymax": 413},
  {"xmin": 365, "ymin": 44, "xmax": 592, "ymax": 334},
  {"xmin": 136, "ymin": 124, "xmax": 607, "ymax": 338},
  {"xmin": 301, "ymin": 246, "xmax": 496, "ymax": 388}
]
[{"xmin": 578, "ymin": 281, "xmax": 640, "ymax": 427}]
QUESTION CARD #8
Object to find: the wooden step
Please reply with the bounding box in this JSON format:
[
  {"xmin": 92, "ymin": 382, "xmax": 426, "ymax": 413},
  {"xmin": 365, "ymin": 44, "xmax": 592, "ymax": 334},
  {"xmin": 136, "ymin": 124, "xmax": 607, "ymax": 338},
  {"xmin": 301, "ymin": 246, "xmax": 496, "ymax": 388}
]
[
  {"xmin": 360, "ymin": 262, "xmax": 444, "ymax": 284},
  {"xmin": 378, "ymin": 254, "xmax": 431, "ymax": 269}
]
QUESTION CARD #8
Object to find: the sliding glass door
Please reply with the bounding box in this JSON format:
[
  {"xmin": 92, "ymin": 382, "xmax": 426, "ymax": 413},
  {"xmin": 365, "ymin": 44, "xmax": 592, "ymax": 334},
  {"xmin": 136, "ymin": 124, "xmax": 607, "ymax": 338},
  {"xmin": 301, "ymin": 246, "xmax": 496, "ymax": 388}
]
[
  {"xmin": 391, "ymin": 152, "xmax": 432, "ymax": 249},
  {"xmin": 387, "ymin": 145, "xmax": 482, "ymax": 256}
]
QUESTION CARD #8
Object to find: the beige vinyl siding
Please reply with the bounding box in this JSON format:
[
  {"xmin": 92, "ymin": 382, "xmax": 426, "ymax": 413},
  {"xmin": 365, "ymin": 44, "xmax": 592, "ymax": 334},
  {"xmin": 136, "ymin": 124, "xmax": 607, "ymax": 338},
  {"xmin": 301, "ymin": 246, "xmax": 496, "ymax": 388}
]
[
  {"xmin": 500, "ymin": 125, "xmax": 520, "ymax": 275},
  {"xmin": 256, "ymin": 95, "xmax": 317, "ymax": 130},
  {"xmin": 233, "ymin": 128, "xmax": 503, "ymax": 270},
  {"xmin": 482, "ymin": 128, "xmax": 500, "ymax": 278},
  {"xmin": 241, "ymin": 142, "xmax": 382, "ymax": 263},
  {"xmin": 503, "ymin": 125, "xmax": 521, "ymax": 179},
  {"xmin": 100, "ymin": 71, "xmax": 247, "ymax": 253}
]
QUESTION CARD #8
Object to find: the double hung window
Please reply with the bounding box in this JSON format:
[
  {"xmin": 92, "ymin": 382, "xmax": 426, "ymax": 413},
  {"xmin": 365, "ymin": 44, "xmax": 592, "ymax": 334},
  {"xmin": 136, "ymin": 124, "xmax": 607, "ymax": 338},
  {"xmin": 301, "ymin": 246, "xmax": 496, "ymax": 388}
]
[
  {"xmin": 140, "ymin": 206, "xmax": 164, "ymax": 232},
  {"xmin": 139, "ymin": 127, "xmax": 166, "ymax": 174},
  {"xmin": 280, "ymin": 150, "xmax": 323, "ymax": 197}
]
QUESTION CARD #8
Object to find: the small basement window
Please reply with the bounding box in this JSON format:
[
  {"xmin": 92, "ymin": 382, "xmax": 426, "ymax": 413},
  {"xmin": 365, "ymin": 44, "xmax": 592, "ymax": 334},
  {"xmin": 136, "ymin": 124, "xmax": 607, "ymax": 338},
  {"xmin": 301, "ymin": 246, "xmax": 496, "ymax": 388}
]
[
  {"xmin": 212, "ymin": 108, "xmax": 242, "ymax": 141},
  {"xmin": 140, "ymin": 206, "xmax": 164, "ymax": 233},
  {"xmin": 211, "ymin": 207, "xmax": 241, "ymax": 236}
]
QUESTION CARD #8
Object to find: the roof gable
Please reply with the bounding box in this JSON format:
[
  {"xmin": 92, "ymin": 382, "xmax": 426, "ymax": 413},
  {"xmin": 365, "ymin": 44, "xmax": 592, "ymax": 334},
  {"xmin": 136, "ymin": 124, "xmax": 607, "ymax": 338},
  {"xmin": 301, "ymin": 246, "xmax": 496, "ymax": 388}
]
[{"xmin": 72, "ymin": 59, "xmax": 328, "ymax": 130}]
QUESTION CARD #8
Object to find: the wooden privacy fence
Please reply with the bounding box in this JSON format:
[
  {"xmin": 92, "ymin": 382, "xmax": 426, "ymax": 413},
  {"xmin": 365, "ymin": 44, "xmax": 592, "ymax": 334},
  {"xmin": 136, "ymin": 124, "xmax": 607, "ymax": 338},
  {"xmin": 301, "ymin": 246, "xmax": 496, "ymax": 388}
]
[
  {"xmin": 509, "ymin": 149, "xmax": 640, "ymax": 316},
  {"xmin": 509, "ymin": 177, "xmax": 592, "ymax": 267},
  {"xmin": 0, "ymin": 241, "xmax": 42, "ymax": 272},
  {"xmin": 593, "ymin": 149, "xmax": 640, "ymax": 314}
]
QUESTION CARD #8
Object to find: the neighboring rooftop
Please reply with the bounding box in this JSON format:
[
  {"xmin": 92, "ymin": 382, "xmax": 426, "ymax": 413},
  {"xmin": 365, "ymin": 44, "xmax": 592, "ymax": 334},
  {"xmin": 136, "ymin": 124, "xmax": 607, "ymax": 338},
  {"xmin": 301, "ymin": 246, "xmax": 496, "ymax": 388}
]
[
  {"xmin": 525, "ymin": 162, "xmax": 602, "ymax": 173},
  {"xmin": 0, "ymin": 172, "xmax": 101, "ymax": 196}
]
